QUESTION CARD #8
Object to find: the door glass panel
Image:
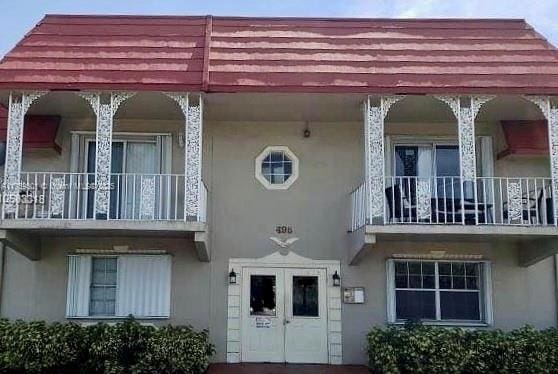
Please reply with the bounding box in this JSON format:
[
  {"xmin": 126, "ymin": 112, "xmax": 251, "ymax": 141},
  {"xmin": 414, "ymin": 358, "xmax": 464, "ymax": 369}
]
[
  {"xmin": 435, "ymin": 145, "xmax": 461, "ymax": 199},
  {"xmin": 292, "ymin": 276, "xmax": 319, "ymax": 317},
  {"xmin": 86, "ymin": 142, "xmax": 124, "ymax": 219},
  {"xmin": 250, "ymin": 275, "xmax": 276, "ymax": 316}
]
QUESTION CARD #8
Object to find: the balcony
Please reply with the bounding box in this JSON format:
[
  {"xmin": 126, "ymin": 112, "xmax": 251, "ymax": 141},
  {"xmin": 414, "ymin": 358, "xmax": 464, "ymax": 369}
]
[
  {"xmin": 0, "ymin": 172, "xmax": 210, "ymax": 261},
  {"xmin": 3, "ymin": 172, "xmax": 207, "ymax": 223},
  {"xmin": 351, "ymin": 176, "xmax": 554, "ymax": 230},
  {"xmin": 349, "ymin": 176, "xmax": 558, "ymax": 266},
  {"xmin": 0, "ymin": 91, "xmax": 210, "ymax": 262},
  {"xmin": 348, "ymin": 94, "xmax": 558, "ymax": 266}
]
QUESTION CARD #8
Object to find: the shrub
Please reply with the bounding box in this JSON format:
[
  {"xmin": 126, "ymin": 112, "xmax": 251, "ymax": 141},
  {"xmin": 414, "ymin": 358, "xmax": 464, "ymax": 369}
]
[
  {"xmin": 367, "ymin": 324, "xmax": 558, "ymax": 374},
  {"xmin": 0, "ymin": 318, "xmax": 214, "ymax": 374}
]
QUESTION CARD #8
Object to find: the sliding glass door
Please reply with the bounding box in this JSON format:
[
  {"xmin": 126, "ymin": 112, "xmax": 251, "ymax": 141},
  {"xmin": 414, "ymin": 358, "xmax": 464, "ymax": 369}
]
[{"xmin": 86, "ymin": 140, "xmax": 159, "ymax": 219}]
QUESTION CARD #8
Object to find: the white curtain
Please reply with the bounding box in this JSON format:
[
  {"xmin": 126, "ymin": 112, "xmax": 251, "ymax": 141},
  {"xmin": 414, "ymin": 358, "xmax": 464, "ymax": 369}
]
[
  {"xmin": 116, "ymin": 255, "xmax": 171, "ymax": 318},
  {"xmin": 66, "ymin": 255, "xmax": 92, "ymax": 317},
  {"xmin": 417, "ymin": 147, "xmax": 433, "ymax": 178},
  {"xmin": 124, "ymin": 142, "xmax": 158, "ymax": 219},
  {"xmin": 416, "ymin": 147, "xmax": 433, "ymax": 218}
]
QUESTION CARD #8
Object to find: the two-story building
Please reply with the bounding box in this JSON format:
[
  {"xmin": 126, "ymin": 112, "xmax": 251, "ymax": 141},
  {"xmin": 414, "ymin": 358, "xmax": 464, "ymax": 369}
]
[{"xmin": 0, "ymin": 15, "xmax": 557, "ymax": 365}]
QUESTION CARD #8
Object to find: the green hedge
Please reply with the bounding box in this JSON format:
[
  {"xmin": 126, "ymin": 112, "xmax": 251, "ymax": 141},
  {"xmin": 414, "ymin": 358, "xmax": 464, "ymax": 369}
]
[
  {"xmin": 368, "ymin": 324, "xmax": 558, "ymax": 373},
  {"xmin": 0, "ymin": 318, "xmax": 214, "ymax": 373}
]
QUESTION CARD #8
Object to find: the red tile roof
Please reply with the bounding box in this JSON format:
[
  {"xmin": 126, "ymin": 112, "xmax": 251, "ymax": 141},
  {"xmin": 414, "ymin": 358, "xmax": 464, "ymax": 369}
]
[{"xmin": 0, "ymin": 15, "xmax": 558, "ymax": 94}]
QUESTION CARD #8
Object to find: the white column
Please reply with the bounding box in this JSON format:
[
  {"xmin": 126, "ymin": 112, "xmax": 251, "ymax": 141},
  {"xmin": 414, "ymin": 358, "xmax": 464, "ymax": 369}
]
[
  {"xmin": 435, "ymin": 95, "xmax": 494, "ymax": 223},
  {"xmin": 435, "ymin": 96, "xmax": 494, "ymax": 182},
  {"xmin": 525, "ymin": 96, "xmax": 558, "ymax": 224},
  {"xmin": 79, "ymin": 92, "xmax": 135, "ymax": 219},
  {"xmin": 365, "ymin": 96, "xmax": 403, "ymax": 223},
  {"xmin": 2, "ymin": 91, "xmax": 46, "ymax": 217},
  {"xmin": 166, "ymin": 93, "xmax": 204, "ymax": 220}
]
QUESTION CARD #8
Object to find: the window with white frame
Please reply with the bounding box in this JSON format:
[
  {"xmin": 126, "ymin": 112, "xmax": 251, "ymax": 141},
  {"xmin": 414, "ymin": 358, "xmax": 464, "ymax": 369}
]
[
  {"xmin": 66, "ymin": 254, "xmax": 171, "ymax": 318},
  {"xmin": 386, "ymin": 259, "xmax": 493, "ymax": 324},
  {"xmin": 255, "ymin": 146, "xmax": 299, "ymax": 190}
]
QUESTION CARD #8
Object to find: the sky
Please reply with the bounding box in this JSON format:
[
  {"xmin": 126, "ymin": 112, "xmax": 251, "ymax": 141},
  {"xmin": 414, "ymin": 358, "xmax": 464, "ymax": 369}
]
[{"xmin": 0, "ymin": 0, "xmax": 557, "ymax": 56}]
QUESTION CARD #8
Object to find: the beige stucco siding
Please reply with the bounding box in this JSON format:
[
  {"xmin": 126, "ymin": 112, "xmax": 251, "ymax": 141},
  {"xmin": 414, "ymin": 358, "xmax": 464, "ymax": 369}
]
[
  {"xmin": 0, "ymin": 114, "xmax": 556, "ymax": 365},
  {"xmin": 1, "ymin": 237, "xmax": 210, "ymax": 330}
]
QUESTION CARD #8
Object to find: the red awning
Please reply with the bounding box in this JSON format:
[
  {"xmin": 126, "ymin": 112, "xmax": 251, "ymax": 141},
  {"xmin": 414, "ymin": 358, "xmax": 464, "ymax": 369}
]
[
  {"xmin": 498, "ymin": 120, "xmax": 548, "ymax": 158},
  {"xmin": 0, "ymin": 105, "xmax": 61, "ymax": 152}
]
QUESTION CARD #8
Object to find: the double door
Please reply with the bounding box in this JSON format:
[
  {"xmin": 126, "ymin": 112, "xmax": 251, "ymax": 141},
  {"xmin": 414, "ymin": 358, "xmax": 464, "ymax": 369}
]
[{"xmin": 241, "ymin": 267, "xmax": 328, "ymax": 363}]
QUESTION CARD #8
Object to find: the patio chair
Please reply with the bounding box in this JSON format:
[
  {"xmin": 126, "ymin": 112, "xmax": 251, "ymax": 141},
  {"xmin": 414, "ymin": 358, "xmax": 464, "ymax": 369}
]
[
  {"xmin": 503, "ymin": 187, "xmax": 544, "ymax": 224},
  {"xmin": 385, "ymin": 184, "xmax": 417, "ymax": 223}
]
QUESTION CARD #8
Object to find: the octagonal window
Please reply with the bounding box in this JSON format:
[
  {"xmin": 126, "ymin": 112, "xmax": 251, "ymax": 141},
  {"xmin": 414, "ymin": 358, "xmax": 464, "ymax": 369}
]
[{"xmin": 255, "ymin": 146, "xmax": 299, "ymax": 190}]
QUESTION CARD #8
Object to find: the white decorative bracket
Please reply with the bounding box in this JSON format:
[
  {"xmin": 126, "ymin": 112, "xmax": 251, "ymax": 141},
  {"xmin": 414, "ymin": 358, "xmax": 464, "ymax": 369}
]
[
  {"xmin": 3, "ymin": 91, "xmax": 47, "ymax": 216},
  {"xmin": 365, "ymin": 95, "xmax": 404, "ymax": 222},
  {"xmin": 79, "ymin": 92, "xmax": 135, "ymax": 218},
  {"xmin": 165, "ymin": 93, "xmax": 204, "ymax": 220},
  {"xmin": 524, "ymin": 95, "xmax": 558, "ymax": 224},
  {"xmin": 435, "ymin": 95, "xmax": 494, "ymax": 182}
]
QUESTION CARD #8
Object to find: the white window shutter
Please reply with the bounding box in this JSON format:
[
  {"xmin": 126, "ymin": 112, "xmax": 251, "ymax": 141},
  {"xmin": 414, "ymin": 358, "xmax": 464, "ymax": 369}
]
[
  {"xmin": 386, "ymin": 259, "xmax": 396, "ymax": 323},
  {"xmin": 116, "ymin": 255, "xmax": 171, "ymax": 318},
  {"xmin": 482, "ymin": 261, "xmax": 494, "ymax": 326},
  {"xmin": 66, "ymin": 255, "xmax": 92, "ymax": 317},
  {"xmin": 477, "ymin": 136, "xmax": 494, "ymax": 177}
]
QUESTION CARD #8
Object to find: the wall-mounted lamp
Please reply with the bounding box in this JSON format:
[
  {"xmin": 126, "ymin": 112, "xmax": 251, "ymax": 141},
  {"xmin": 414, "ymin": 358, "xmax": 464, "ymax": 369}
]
[
  {"xmin": 332, "ymin": 270, "xmax": 341, "ymax": 287},
  {"xmin": 229, "ymin": 269, "xmax": 237, "ymax": 284},
  {"xmin": 303, "ymin": 121, "xmax": 311, "ymax": 138}
]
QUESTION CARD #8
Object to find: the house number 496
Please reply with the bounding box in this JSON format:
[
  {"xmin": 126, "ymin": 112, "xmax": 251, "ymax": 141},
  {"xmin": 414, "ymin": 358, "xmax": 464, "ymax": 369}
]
[{"xmin": 276, "ymin": 225, "xmax": 293, "ymax": 234}]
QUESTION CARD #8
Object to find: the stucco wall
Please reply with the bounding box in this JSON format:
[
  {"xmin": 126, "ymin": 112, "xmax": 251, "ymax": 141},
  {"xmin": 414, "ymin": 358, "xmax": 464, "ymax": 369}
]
[
  {"xmin": 1, "ymin": 237, "xmax": 210, "ymax": 330},
  {"xmin": 0, "ymin": 114, "xmax": 556, "ymax": 365}
]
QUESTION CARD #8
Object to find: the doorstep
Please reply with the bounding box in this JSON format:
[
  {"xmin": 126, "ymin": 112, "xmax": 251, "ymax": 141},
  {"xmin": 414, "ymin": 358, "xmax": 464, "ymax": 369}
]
[{"xmin": 207, "ymin": 363, "xmax": 368, "ymax": 374}]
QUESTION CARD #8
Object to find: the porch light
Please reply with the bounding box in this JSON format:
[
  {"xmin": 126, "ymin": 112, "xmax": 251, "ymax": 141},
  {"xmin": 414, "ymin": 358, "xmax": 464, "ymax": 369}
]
[
  {"xmin": 332, "ymin": 271, "xmax": 341, "ymax": 287},
  {"xmin": 229, "ymin": 269, "xmax": 237, "ymax": 284}
]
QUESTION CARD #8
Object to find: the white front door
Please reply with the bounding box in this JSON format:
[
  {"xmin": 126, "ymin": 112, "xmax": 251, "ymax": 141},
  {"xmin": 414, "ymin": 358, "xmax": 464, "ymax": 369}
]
[
  {"xmin": 284, "ymin": 268, "xmax": 328, "ymax": 363},
  {"xmin": 241, "ymin": 267, "xmax": 328, "ymax": 363}
]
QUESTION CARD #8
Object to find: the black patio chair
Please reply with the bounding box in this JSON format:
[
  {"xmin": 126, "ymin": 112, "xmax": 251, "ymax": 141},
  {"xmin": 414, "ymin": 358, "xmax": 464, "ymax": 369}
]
[
  {"xmin": 385, "ymin": 184, "xmax": 417, "ymax": 223},
  {"xmin": 503, "ymin": 188, "xmax": 544, "ymax": 224}
]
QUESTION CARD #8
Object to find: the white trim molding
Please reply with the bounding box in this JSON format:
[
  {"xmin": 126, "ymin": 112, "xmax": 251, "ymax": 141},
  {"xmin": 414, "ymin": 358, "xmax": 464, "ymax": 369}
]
[
  {"xmin": 227, "ymin": 251, "xmax": 342, "ymax": 364},
  {"xmin": 255, "ymin": 146, "xmax": 300, "ymax": 190}
]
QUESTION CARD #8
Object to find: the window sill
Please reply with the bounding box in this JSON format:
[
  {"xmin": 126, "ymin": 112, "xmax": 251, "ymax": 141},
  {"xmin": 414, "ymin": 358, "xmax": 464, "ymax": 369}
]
[
  {"xmin": 389, "ymin": 320, "xmax": 490, "ymax": 328},
  {"xmin": 66, "ymin": 316, "xmax": 169, "ymax": 320}
]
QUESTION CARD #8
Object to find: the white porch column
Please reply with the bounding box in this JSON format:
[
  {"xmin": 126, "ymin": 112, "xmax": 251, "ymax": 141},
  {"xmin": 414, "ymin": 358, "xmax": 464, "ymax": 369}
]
[
  {"xmin": 435, "ymin": 95, "xmax": 494, "ymax": 223},
  {"xmin": 166, "ymin": 93, "xmax": 204, "ymax": 220},
  {"xmin": 2, "ymin": 91, "xmax": 46, "ymax": 217},
  {"xmin": 435, "ymin": 96, "xmax": 494, "ymax": 182},
  {"xmin": 525, "ymin": 96, "xmax": 558, "ymax": 224},
  {"xmin": 79, "ymin": 92, "xmax": 135, "ymax": 219},
  {"xmin": 365, "ymin": 96, "xmax": 403, "ymax": 224}
]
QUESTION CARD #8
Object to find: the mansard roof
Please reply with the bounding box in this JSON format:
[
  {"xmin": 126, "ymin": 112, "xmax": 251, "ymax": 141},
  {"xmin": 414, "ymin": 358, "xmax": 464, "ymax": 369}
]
[{"xmin": 1, "ymin": 15, "xmax": 558, "ymax": 94}]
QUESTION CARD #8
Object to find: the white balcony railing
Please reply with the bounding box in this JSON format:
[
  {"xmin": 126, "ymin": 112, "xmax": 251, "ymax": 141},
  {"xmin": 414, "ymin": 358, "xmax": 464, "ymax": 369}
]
[
  {"xmin": 1, "ymin": 172, "xmax": 208, "ymax": 223},
  {"xmin": 350, "ymin": 176, "xmax": 555, "ymax": 231}
]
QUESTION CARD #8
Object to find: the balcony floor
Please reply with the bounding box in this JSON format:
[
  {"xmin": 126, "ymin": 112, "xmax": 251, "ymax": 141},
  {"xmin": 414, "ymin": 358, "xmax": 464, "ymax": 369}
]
[
  {"xmin": 365, "ymin": 223, "xmax": 558, "ymax": 241},
  {"xmin": 348, "ymin": 223, "xmax": 558, "ymax": 267},
  {"xmin": 0, "ymin": 219, "xmax": 210, "ymax": 262}
]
